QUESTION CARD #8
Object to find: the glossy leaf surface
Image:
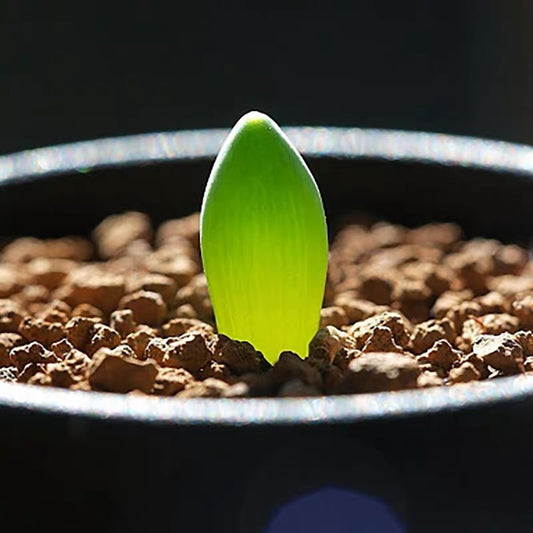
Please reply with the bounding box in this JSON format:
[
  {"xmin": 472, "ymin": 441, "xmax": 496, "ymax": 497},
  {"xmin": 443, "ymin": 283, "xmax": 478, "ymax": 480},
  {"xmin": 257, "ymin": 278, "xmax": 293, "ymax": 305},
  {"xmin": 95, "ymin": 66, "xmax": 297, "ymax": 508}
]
[{"xmin": 200, "ymin": 111, "xmax": 328, "ymax": 364}]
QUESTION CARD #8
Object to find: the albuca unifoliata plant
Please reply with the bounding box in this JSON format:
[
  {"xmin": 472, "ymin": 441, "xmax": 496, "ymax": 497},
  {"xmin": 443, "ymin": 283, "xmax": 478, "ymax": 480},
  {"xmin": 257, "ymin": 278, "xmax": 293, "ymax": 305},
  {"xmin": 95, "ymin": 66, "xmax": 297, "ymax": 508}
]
[{"xmin": 200, "ymin": 111, "xmax": 328, "ymax": 364}]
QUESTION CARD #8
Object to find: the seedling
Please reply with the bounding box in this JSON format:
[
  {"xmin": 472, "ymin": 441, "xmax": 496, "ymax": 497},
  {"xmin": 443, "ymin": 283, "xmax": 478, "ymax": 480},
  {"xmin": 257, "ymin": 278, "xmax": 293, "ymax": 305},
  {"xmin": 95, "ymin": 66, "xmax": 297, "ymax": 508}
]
[{"xmin": 200, "ymin": 111, "xmax": 328, "ymax": 364}]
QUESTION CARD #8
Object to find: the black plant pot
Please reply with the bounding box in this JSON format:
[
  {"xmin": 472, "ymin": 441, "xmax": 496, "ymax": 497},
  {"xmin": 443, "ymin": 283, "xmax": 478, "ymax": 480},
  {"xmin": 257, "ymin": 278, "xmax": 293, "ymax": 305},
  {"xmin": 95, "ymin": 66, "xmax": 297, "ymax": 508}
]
[{"xmin": 1, "ymin": 128, "xmax": 533, "ymax": 533}]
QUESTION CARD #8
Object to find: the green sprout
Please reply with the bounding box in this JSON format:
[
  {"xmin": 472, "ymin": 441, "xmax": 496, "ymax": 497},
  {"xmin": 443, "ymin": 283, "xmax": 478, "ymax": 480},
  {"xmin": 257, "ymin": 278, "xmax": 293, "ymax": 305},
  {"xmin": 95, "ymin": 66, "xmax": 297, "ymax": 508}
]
[{"xmin": 200, "ymin": 111, "xmax": 328, "ymax": 364}]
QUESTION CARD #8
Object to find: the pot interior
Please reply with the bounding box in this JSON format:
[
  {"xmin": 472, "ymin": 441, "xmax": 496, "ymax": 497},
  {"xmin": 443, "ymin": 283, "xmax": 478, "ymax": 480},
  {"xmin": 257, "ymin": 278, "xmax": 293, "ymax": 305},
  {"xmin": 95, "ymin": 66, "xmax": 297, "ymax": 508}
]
[
  {"xmin": 1, "ymin": 155, "xmax": 532, "ymax": 245},
  {"xmin": 0, "ymin": 127, "xmax": 532, "ymax": 424}
]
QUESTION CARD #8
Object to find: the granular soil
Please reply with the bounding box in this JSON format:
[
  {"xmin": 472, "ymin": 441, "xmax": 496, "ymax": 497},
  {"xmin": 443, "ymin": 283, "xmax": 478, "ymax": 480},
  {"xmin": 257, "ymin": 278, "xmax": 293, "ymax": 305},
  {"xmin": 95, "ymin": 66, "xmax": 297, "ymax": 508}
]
[{"xmin": 1, "ymin": 211, "xmax": 533, "ymax": 397}]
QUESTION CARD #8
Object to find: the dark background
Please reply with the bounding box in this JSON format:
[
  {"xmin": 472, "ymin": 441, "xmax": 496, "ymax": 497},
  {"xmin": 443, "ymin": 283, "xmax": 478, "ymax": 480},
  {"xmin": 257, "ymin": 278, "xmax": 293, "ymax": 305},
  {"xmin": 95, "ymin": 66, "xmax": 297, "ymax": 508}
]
[{"xmin": 1, "ymin": 1, "xmax": 532, "ymax": 155}]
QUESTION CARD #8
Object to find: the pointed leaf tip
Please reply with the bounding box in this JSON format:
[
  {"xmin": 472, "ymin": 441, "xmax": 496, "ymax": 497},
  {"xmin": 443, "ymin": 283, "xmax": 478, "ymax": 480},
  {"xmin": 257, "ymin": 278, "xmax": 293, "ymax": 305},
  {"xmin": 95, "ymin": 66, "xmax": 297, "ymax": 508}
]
[{"xmin": 238, "ymin": 110, "xmax": 273, "ymax": 126}]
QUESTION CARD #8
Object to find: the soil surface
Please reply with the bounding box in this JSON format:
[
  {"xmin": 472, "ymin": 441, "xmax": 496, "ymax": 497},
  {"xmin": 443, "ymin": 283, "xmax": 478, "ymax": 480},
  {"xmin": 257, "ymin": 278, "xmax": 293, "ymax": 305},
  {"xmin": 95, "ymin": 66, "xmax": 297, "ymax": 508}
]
[{"xmin": 1, "ymin": 211, "xmax": 532, "ymax": 397}]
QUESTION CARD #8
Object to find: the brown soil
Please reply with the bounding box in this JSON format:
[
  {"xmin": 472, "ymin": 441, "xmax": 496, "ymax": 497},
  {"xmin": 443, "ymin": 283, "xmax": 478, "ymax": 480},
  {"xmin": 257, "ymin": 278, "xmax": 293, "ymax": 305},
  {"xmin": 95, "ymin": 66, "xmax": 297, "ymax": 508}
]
[{"xmin": 1, "ymin": 211, "xmax": 533, "ymax": 397}]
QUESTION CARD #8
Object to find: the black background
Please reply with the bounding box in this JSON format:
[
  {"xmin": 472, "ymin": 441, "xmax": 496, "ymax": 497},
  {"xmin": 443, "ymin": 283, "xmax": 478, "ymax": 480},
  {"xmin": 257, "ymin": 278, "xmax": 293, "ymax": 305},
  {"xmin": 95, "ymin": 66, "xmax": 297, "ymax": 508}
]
[{"xmin": 1, "ymin": 1, "xmax": 532, "ymax": 155}]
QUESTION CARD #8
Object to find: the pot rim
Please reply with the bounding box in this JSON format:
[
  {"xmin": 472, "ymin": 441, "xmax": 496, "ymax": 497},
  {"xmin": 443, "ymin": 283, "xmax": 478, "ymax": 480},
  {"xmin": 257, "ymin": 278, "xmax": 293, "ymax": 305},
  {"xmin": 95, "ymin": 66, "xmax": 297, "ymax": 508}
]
[
  {"xmin": 1, "ymin": 126, "xmax": 533, "ymax": 426},
  {"xmin": 1, "ymin": 126, "xmax": 533, "ymax": 183}
]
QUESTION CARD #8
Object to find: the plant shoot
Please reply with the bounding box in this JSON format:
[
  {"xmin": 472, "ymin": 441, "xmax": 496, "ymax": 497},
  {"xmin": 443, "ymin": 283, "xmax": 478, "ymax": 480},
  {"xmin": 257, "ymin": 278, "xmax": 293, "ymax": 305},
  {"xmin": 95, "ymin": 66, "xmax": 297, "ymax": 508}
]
[{"xmin": 200, "ymin": 111, "xmax": 328, "ymax": 364}]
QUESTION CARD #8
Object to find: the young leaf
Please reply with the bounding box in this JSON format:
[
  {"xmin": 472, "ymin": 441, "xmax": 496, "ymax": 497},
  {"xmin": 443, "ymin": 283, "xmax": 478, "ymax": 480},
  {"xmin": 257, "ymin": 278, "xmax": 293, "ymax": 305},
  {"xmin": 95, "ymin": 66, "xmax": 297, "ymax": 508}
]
[{"xmin": 200, "ymin": 111, "xmax": 328, "ymax": 364}]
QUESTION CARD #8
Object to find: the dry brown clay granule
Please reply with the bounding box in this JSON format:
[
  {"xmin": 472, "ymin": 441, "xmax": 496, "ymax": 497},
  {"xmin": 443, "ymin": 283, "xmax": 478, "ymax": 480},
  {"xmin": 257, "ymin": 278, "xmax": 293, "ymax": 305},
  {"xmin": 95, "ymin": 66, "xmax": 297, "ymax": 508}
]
[{"xmin": 1, "ymin": 211, "xmax": 533, "ymax": 397}]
